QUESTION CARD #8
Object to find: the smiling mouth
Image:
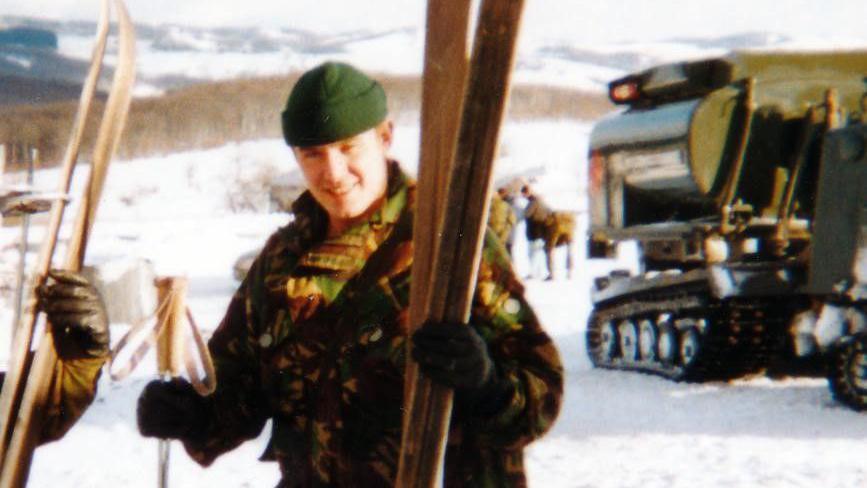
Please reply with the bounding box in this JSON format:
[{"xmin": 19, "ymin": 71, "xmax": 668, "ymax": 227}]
[{"xmin": 326, "ymin": 183, "xmax": 357, "ymax": 197}]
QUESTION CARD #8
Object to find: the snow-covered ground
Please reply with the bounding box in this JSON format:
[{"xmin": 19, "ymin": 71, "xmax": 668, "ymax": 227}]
[
  {"xmin": 4, "ymin": 121, "xmax": 866, "ymax": 488},
  {"xmin": 3, "ymin": 1, "xmax": 867, "ymax": 487}
]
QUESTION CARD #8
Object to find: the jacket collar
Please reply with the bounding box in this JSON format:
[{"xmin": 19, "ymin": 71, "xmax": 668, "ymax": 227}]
[{"xmin": 289, "ymin": 160, "xmax": 412, "ymax": 245}]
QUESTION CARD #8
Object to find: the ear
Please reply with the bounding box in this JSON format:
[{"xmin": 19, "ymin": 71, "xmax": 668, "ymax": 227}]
[{"xmin": 377, "ymin": 120, "xmax": 394, "ymax": 150}]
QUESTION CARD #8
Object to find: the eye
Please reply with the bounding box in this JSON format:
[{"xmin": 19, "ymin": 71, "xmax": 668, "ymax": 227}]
[{"xmin": 300, "ymin": 148, "xmax": 324, "ymax": 160}]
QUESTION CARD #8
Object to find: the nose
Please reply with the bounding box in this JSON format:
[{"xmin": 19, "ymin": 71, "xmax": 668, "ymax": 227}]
[{"xmin": 320, "ymin": 147, "xmax": 348, "ymax": 184}]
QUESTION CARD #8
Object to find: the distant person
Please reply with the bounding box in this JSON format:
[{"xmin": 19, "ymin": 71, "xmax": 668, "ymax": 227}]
[
  {"xmin": 488, "ymin": 187, "xmax": 518, "ymax": 256},
  {"xmin": 0, "ymin": 270, "xmax": 110, "ymax": 443},
  {"xmin": 136, "ymin": 61, "xmax": 563, "ymax": 487},
  {"xmin": 521, "ymin": 184, "xmax": 576, "ymax": 280},
  {"xmin": 502, "ymin": 186, "xmax": 525, "ymax": 257}
]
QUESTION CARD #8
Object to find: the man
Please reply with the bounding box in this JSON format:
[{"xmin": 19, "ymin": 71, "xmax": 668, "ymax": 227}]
[
  {"xmin": 0, "ymin": 270, "xmax": 110, "ymax": 443},
  {"xmin": 137, "ymin": 62, "xmax": 562, "ymax": 487},
  {"xmin": 521, "ymin": 184, "xmax": 575, "ymax": 281},
  {"xmin": 488, "ymin": 187, "xmax": 518, "ymax": 256}
]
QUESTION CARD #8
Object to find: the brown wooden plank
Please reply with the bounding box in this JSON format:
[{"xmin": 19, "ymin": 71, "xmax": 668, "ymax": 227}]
[
  {"xmin": 397, "ymin": 0, "xmax": 526, "ymax": 486},
  {"xmin": 396, "ymin": 0, "xmax": 472, "ymax": 485},
  {"xmin": 405, "ymin": 0, "xmax": 472, "ymax": 334}
]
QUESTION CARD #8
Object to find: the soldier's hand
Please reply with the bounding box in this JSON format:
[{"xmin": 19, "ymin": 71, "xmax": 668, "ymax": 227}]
[
  {"xmin": 411, "ymin": 321, "xmax": 493, "ymax": 390},
  {"xmin": 38, "ymin": 269, "xmax": 109, "ymax": 360},
  {"xmin": 137, "ymin": 378, "xmax": 207, "ymax": 440}
]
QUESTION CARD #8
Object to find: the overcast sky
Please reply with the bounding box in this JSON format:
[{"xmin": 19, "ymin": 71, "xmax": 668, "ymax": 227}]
[{"xmin": 4, "ymin": 0, "xmax": 867, "ymax": 46}]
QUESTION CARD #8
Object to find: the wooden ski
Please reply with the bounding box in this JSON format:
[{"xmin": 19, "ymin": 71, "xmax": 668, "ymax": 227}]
[
  {"xmin": 397, "ymin": 0, "xmax": 527, "ymax": 486},
  {"xmin": 0, "ymin": 0, "xmax": 111, "ymax": 463},
  {"xmin": 0, "ymin": 1, "xmax": 135, "ymax": 485},
  {"xmin": 396, "ymin": 0, "xmax": 473, "ymax": 485}
]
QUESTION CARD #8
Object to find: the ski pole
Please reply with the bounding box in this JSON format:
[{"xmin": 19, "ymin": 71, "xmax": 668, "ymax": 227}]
[
  {"xmin": 155, "ymin": 277, "xmax": 186, "ymax": 488},
  {"xmin": 157, "ymin": 374, "xmax": 172, "ymax": 488},
  {"xmin": 12, "ymin": 148, "xmax": 36, "ymax": 335},
  {"xmin": 108, "ymin": 275, "xmax": 216, "ymax": 487}
]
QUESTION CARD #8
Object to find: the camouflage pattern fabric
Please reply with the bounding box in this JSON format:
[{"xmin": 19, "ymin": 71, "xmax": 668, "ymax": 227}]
[
  {"xmin": 524, "ymin": 194, "xmax": 576, "ymax": 279},
  {"xmin": 181, "ymin": 162, "xmax": 563, "ymax": 487},
  {"xmin": 0, "ymin": 321, "xmax": 107, "ymax": 443},
  {"xmin": 0, "ymin": 269, "xmax": 110, "ymax": 444},
  {"xmin": 542, "ymin": 211, "xmax": 576, "ymax": 251},
  {"xmin": 524, "ymin": 195, "xmax": 575, "ymax": 249},
  {"xmin": 41, "ymin": 356, "xmax": 107, "ymax": 443},
  {"xmin": 487, "ymin": 194, "xmax": 517, "ymax": 249}
]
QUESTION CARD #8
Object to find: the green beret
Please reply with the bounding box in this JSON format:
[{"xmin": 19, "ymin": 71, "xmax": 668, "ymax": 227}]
[{"xmin": 281, "ymin": 61, "xmax": 388, "ymax": 147}]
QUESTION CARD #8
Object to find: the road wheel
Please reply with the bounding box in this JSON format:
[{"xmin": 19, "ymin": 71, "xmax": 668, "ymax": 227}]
[
  {"xmin": 829, "ymin": 333, "xmax": 867, "ymax": 411},
  {"xmin": 638, "ymin": 319, "xmax": 658, "ymax": 361},
  {"xmin": 679, "ymin": 327, "xmax": 701, "ymax": 368},
  {"xmin": 587, "ymin": 317, "xmax": 619, "ymax": 367},
  {"xmin": 618, "ymin": 320, "xmax": 639, "ymax": 361},
  {"xmin": 657, "ymin": 323, "xmax": 678, "ymax": 365}
]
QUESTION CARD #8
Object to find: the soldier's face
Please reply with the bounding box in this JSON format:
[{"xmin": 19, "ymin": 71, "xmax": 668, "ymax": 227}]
[{"xmin": 293, "ymin": 121, "xmax": 392, "ymax": 231}]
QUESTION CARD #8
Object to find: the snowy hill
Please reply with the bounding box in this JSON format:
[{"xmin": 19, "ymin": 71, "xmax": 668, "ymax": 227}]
[
  {"xmin": 3, "ymin": 1, "xmax": 867, "ymax": 487},
  {"xmin": 7, "ymin": 0, "xmax": 867, "ymax": 95}
]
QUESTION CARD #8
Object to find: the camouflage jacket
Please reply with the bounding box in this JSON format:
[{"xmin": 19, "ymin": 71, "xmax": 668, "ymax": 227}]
[
  {"xmin": 39, "ymin": 356, "xmax": 106, "ymax": 443},
  {"xmin": 487, "ymin": 194, "xmax": 518, "ymax": 246},
  {"xmin": 0, "ymin": 326, "xmax": 106, "ymax": 443},
  {"xmin": 0, "ymin": 354, "xmax": 107, "ymax": 443},
  {"xmin": 183, "ymin": 162, "xmax": 563, "ymax": 487}
]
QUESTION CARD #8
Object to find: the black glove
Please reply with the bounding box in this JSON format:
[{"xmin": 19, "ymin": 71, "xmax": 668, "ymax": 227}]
[
  {"xmin": 38, "ymin": 269, "xmax": 109, "ymax": 360},
  {"xmin": 137, "ymin": 378, "xmax": 208, "ymax": 440},
  {"xmin": 411, "ymin": 320, "xmax": 494, "ymax": 389},
  {"xmin": 412, "ymin": 321, "xmax": 515, "ymax": 417}
]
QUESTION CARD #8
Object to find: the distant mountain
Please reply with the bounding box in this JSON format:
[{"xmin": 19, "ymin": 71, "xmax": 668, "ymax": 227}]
[
  {"xmin": 0, "ymin": 13, "xmax": 827, "ymax": 104},
  {"xmin": 0, "ymin": 22, "xmax": 110, "ymax": 106}
]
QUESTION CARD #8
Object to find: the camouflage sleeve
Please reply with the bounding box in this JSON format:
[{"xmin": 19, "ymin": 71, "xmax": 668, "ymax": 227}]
[
  {"xmin": 181, "ymin": 249, "xmax": 272, "ymax": 466},
  {"xmin": 460, "ymin": 230, "xmax": 563, "ymax": 448},
  {"xmin": 39, "ymin": 355, "xmax": 106, "ymax": 444}
]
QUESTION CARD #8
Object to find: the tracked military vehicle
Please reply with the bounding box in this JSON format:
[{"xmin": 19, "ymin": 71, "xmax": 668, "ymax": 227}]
[{"xmin": 585, "ymin": 50, "xmax": 867, "ymax": 409}]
